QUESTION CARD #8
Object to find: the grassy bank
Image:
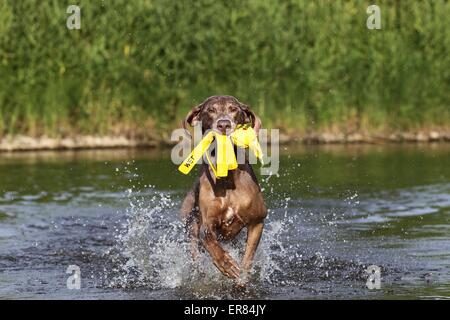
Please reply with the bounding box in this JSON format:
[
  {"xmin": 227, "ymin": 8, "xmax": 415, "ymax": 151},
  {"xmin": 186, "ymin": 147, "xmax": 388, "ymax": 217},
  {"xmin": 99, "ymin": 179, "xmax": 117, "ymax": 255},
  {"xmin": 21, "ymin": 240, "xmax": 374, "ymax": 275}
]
[{"xmin": 0, "ymin": 0, "xmax": 449, "ymax": 139}]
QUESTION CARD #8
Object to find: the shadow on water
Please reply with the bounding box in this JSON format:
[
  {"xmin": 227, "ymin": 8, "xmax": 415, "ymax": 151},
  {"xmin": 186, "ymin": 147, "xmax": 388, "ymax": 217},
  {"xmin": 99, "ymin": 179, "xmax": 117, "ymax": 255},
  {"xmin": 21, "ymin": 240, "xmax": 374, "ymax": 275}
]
[{"xmin": 0, "ymin": 144, "xmax": 449, "ymax": 299}]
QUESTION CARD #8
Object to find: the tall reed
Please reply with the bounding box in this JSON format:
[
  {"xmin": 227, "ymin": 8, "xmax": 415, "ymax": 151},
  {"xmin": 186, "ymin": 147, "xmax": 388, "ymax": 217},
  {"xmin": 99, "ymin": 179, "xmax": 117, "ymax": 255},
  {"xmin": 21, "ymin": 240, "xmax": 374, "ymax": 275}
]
[{"xmin": 0, "ymin": 0, "xmax": 448, "ymax": 136}]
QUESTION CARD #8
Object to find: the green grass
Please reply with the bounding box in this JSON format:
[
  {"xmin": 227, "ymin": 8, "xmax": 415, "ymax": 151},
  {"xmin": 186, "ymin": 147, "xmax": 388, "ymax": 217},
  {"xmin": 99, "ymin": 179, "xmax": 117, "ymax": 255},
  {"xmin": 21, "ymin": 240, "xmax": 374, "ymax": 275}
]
[{"xmin": 0, "ymin": 0, "xmax": 449, "ymax": 137}]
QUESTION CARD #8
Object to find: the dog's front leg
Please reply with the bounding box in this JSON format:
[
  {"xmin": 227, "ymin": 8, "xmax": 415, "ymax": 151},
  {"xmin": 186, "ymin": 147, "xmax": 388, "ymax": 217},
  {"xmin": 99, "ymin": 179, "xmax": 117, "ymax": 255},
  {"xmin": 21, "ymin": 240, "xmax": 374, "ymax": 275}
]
[
  {"xmin": 201, "ymin": 213, "xmax": 240, "ymax": 279},
  {"xmin": 240, "ymin": 222, "xmax": 264, "ymax": 281},
  {"xmin": 181, "ymin": 188, "xmax": 200, "ymax": 260},
  {"xmin": 202, "ymin": 229, "xmax": 240, "ymax": 279}
]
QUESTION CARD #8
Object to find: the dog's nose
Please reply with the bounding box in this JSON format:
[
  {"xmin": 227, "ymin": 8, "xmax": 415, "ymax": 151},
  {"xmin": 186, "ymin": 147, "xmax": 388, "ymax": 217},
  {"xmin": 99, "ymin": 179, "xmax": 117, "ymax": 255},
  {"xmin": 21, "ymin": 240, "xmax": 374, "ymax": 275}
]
[{"xmin": 216, "ymin": 119, "xmax": 232, "ymax": 134}]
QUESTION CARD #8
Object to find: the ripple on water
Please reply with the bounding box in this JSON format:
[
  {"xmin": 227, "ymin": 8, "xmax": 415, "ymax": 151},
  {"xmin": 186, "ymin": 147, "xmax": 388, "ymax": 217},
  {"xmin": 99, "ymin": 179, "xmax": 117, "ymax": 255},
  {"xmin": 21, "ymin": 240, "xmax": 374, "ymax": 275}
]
[{"xmin": 1, "ymin": 159, "xmax": 449, "ymax": 299}]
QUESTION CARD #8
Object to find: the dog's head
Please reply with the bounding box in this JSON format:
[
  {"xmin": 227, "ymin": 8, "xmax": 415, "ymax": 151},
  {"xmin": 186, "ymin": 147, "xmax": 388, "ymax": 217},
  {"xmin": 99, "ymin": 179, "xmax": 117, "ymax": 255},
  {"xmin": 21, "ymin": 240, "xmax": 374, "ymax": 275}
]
[{"xmin": 183, "ymin": 95, "xmax": 261, "ymax": 135}]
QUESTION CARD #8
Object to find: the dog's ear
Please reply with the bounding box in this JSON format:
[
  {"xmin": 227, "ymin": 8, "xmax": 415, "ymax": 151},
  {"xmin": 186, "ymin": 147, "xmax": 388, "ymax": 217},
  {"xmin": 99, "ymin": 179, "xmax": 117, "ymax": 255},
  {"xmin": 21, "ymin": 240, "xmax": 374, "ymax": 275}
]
[
  {"xmin": 239, "ymin": 103, "xmax": 262, "ymax": 134},
  {"xmin": 182, "ymin": 103, "xmax": 203, "ymax": 133}
]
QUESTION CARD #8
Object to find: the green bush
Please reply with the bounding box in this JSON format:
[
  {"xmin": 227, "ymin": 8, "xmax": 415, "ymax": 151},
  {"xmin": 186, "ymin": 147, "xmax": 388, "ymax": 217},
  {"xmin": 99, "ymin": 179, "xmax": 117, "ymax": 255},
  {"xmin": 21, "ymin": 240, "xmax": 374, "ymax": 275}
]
[{"xmin": 0, "ymin": 0, "xmax": 448, "ymax": 136}]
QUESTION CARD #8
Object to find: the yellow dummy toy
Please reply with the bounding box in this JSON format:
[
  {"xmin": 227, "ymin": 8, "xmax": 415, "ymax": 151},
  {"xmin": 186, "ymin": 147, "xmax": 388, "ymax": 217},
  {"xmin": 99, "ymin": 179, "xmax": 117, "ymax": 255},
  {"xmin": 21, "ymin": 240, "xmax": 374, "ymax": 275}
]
[{"xmin": 179, "ymin": 124, "xmax": 263, "ymax": 178}]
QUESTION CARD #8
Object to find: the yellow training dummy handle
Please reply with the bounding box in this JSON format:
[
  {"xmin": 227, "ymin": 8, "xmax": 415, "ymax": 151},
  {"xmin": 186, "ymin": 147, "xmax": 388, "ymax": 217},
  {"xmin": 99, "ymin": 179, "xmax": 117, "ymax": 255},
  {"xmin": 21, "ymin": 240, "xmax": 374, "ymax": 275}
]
[
  {"xmin": 215, "ymin": 134, "xmax": 238, "ymax": 177},
  {"xmin": 231, "ymin": 125, "xmax": 263, "ymax": 162},
  {"xmin": 178, "ymin": 131, "xmax": 214, "ymax": 175},
  {"xmin": 178, "ymin": 124, "xmax": 263, "ymax": 177}
]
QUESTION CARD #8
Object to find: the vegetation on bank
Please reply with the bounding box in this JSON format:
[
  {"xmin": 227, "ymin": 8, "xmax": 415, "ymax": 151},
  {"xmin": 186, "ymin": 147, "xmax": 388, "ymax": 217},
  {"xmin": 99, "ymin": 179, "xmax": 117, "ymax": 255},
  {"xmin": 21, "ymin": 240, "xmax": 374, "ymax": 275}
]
[{"xmin": 0, "ymin": 0, "xmax": 449, "ymax": 138}]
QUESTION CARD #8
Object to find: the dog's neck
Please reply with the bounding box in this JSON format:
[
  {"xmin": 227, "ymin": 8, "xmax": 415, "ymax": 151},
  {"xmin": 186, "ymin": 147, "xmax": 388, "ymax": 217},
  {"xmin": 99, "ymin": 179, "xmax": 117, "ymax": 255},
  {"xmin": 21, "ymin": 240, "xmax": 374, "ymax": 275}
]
[
  {"xmin": 202, "ymin": 159, "xmax": 259, "ymax": 198},
  {"xmin": 202, "ymin": 162, "xmax": 246, "ymax": 195},
  {"xmin": 201, "ymin": 138, "xmax": 260, "ymax": 195}
]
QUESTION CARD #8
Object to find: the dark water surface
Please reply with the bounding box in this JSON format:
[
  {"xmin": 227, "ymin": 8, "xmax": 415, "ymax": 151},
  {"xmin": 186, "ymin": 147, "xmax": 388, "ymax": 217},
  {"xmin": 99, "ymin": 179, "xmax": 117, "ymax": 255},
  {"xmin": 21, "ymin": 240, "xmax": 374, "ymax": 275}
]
[{"xmin": 0, "ymin": 144, "xmax": 449, "ymax": 299}]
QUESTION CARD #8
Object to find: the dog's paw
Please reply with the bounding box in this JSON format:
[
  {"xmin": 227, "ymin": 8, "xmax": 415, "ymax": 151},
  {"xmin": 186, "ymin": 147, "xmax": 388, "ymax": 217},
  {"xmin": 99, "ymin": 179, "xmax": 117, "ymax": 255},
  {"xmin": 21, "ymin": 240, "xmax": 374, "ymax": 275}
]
[
  {"xmin": 234, "ymin": 279, "xmax": 247, "ymax": 290},
  {"xmin": 212, "ymin": 251, "xmax": 240, "ymax": 279}
]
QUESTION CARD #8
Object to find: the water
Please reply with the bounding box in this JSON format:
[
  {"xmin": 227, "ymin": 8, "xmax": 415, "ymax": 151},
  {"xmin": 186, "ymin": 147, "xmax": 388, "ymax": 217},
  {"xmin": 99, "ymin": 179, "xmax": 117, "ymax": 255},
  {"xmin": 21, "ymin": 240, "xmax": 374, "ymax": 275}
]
[{"xmin": 0, "ymin": 144, "xmax": 449, "ymax": 299}]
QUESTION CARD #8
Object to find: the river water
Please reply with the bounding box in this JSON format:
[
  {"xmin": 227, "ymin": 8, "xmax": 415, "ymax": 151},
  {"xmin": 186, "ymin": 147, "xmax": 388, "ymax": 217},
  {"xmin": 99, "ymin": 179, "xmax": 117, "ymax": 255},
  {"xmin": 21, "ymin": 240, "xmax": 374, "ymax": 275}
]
[{"xmin": 0, "ymin": 144, "xmax": 449, "ymax": 299}]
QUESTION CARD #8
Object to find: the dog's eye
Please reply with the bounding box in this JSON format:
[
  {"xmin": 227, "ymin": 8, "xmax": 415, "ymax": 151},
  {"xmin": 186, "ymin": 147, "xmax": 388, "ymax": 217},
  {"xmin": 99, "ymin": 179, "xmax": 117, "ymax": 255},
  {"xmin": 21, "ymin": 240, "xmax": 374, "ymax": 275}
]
[
  {"xmin": 207, "ymin": 107, "xmax": 216, "ymax": 113},
  {"xmin": 229, "ymin": 106, "xmax": 238, "ymax": 112}
]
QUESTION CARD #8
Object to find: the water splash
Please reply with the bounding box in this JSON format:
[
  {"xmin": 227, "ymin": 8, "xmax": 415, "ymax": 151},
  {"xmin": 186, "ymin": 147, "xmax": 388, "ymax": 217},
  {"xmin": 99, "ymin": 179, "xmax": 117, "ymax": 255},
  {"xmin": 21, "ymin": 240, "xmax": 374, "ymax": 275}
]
[
  {"xmin": 104, "ymin": 164, "xmax": 376, "ymax": 298},
  {"xmin": 109, "ymin": 186, "xmax": 293, "ymax": 296}
]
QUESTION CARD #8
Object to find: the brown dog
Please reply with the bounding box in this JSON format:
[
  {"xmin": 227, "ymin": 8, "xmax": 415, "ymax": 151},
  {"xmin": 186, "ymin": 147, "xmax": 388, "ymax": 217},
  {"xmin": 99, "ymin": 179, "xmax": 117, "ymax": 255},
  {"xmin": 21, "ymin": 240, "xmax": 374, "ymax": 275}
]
[{"xmin": 180, "ymin": 95, "xmax": 267, "ymax": 281}]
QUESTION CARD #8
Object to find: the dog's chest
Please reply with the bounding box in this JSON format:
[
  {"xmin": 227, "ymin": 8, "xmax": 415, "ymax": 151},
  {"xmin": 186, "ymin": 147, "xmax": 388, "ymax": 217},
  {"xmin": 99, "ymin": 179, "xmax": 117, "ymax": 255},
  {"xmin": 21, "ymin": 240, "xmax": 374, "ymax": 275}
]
[
  {"xmin": 217, "ymin": 205, "xmax": 245, "ymax": 240},
  {"xmin": 198, "ymin": 167, "xmax": 266, "ymax": 227}
]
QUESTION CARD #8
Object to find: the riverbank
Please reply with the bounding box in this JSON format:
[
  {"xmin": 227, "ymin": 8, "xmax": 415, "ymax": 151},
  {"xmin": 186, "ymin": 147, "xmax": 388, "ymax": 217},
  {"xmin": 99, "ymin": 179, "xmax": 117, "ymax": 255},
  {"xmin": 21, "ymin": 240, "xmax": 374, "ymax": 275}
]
[
  {"xmin": 0, "ymin": 135, "xmax": 158, "ymax": 152},
  {"xmin": 1, "ymin": 129, "xmax": 449, "ymax": 152}
]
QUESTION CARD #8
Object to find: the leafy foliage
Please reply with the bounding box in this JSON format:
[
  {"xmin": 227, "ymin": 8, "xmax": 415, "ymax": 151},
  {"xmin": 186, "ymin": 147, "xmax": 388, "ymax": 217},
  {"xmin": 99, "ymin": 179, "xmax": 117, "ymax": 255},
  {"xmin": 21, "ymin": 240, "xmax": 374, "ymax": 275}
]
[{"xmin": 0, "ymin": 0, "xmax": 448, "ymax": 136}]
